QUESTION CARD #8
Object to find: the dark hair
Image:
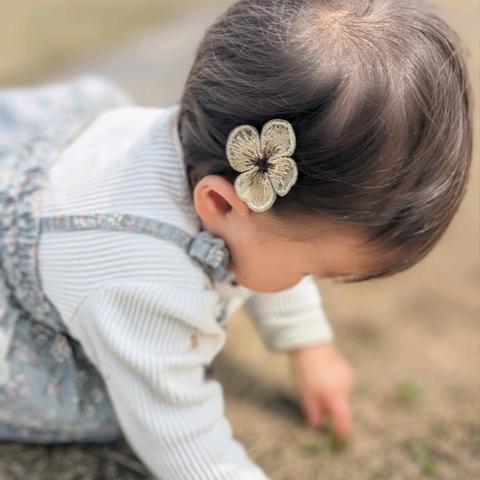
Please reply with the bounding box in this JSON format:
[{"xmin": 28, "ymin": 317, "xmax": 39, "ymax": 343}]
[{"xmin": 178, "ymin": 0, "xmax": 473, "ymax": 280}]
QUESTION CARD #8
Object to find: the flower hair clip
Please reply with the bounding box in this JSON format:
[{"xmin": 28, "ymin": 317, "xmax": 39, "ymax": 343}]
[{"xmin": 226, "ymin": 118, "xmax": 298, "ymax": 212}]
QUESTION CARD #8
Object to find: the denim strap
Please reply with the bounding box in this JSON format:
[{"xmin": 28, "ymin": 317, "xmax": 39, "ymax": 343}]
[{"xmin": 40, "ymin": 213, "xmax": 235, "ymax": 283}]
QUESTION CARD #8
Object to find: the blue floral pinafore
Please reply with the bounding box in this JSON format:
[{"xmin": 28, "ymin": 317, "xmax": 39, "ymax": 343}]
[{"xmin": 0, "ymin": 76, "xmax": 233, "ymax": 443}]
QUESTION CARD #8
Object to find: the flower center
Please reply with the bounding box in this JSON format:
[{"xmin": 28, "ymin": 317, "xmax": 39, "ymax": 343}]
[{"xmin": 253, "ymin": 156, "xmax": 270, "ymax": 174}]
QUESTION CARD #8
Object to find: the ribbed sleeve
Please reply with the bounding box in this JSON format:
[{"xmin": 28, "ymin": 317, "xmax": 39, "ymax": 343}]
[
  {"xmin": 68, "ymin": 282, "xmax": 269, "ymax": 480},
  {"xmin": 244, "ymin": 276, "xmax": 333, "ymax": 351}
]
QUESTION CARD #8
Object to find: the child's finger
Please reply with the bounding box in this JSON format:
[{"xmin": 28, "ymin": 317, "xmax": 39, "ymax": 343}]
[
  {"xmin": 328, "ymin": 397, "xmax": 352, "ymax": 438},
  {"xmin": 302, "ymin": 395, "xmax": 324, "ymax": 429}
]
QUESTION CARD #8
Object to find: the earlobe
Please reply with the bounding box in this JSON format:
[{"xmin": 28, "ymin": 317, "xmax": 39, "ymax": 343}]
[{"xmin": 193, "ymin": 175, "xmax": 251, "ymax": 224}]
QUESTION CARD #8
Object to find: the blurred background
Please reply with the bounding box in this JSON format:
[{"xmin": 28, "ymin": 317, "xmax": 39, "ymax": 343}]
[{"xmin": 0, "ymin": 1, "xmax": 478, "ymax": 479}]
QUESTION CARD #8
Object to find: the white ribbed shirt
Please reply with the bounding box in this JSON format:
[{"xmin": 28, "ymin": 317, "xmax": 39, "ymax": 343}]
[{"xmin": 38, "ymin": 104, "xmax": 333, "ymax": 480}]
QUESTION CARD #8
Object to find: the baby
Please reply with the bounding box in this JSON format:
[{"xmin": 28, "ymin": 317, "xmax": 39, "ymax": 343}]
[{"xmin": 0, "ymin": 0, "xmax": 472, "ymax": 479}]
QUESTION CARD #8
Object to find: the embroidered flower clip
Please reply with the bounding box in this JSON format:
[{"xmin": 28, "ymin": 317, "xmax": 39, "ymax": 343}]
[{"xmin": 226, "ymin": 119, "xmax": 298, "ymax": 212}]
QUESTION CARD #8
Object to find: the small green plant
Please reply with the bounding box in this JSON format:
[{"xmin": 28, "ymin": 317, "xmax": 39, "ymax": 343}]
[
  {"xmin": 363, "ymin": 472, "xmax": 382, "ymax": 480},
  {"xmin": 409, "ymin": 440, "xmax": 439, "ymax": 477},
  {"xmin": 299, "ymin": 437, "xmax": 327, "ymax": 456},
  {"xmin": 299, "ymin": 418, "xmax": 349, "ymax": 457},
  {"xmin": 329, "ymin": 435, "xmax": 348, "ymax": 454},
  {"xmin": 394, "ymin": 381, "xmax": 423, "ymax": 408}
]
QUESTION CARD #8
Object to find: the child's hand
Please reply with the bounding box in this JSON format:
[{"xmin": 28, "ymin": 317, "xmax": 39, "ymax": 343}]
[{"xmin": 289, "ymin": 343, "xmax": 354, "ymax": 438}]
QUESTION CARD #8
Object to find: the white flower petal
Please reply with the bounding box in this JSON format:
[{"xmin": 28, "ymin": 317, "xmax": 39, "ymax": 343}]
[
  {"xmin": 226, "ymin": 125, "xmax": 262, "ymax": 172},
  {"xmin": 260, "ymin": 119, "xmax": 296, "ymax": 159},
  {"xmin": 234, "ymin": 168, "xmax": 276, "ymax": 212},
  {"xmin": 268, "ymin": 157, "xmax": 298, "ymax": 196}
]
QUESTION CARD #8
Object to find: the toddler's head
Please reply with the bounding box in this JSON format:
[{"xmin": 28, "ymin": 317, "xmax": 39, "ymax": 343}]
[{"xmin": 178, "ymin": 0, "xmax": 472, "ymax": 292}]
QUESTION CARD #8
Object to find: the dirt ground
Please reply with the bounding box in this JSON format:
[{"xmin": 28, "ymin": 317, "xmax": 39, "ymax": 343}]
[{"xmin": 0, "ymin": 1, "xmax": 478, "ymax": 479}]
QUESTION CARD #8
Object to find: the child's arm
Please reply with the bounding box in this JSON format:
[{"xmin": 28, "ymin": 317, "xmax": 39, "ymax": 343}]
[
  {"xmin": 243, "ymin": 275, "xmax": 333, "ymax": 351},
  {"xmin": 290, "ymin": 342, "xmax": 354, "ymax": 438},
  {"xmin": 243, "ymin": 275, "xmax": 354, "ymax": 438},
  {"xmin": 68, "ymin": 281, "xmax": 269, "ymax": 480}
]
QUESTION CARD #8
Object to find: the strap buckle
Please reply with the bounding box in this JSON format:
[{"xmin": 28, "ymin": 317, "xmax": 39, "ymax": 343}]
[{"xmin": 188, "ymin": 231, "xmax": 235, "ymax": 283}]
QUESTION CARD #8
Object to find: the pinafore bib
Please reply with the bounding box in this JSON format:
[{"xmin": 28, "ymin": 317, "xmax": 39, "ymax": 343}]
[{"xmin": 0, "ymin": 77, "xmax": 233, "ymax": 443}]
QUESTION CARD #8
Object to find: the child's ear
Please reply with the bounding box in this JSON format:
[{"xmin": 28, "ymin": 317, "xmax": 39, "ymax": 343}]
[{"xmin": 193, "ymin": 174, "xmax": 251, "ymax": 223}]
